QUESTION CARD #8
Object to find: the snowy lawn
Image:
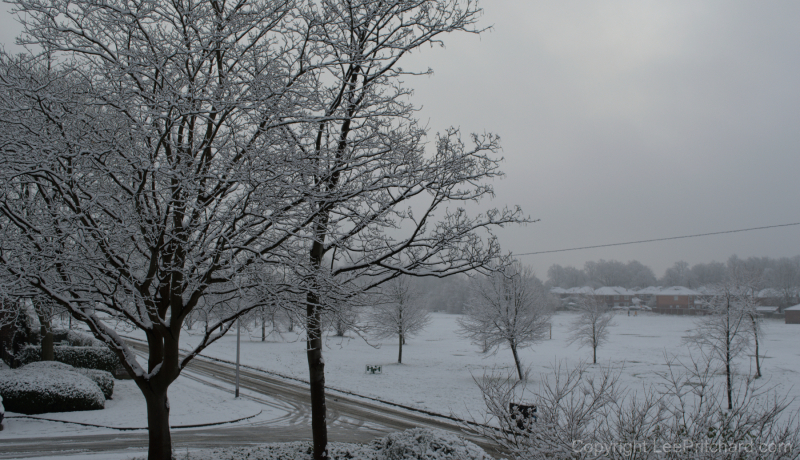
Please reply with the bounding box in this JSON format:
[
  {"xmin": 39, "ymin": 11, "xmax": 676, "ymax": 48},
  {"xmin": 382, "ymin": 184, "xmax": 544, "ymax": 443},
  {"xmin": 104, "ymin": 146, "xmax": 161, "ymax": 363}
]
[
  {"xmin": 177, "ymin": 312, "xmax": 800, "ymax": 421},
  {"xmin": 0, "ymin": 371, "xmax": 277, "ymax": 439}
]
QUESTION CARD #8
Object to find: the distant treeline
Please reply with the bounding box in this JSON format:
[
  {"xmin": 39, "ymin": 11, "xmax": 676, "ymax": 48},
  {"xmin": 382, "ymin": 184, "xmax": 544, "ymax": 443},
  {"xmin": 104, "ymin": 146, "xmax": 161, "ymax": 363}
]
[
  {"xmin": 545, "ymin": 255, "xmax": 800, "ymax": 291},
  {"xmin": 409, "ymin": 255, "xmax": 800, "ymax": 314}
]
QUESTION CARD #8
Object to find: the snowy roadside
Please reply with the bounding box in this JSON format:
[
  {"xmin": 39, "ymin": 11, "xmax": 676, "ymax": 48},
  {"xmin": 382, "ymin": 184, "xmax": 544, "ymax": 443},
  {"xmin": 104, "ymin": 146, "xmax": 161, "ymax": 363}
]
[
  {"xmin": 10, "ymin": 428, "xmax": 496, "ymax": 460},
  {"xmin": 0, "ymin": 370, "xmax": 280, "ymax": 439},
  {"xmin": 170, "ymin": 312, "xmax": 800, "ymax": 422}
]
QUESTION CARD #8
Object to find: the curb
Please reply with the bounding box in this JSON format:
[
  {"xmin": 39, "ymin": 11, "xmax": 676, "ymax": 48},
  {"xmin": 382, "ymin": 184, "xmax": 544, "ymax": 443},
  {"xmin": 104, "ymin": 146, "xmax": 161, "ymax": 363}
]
[
  {"xmin": 6, "ymin": 409, "xmax": 262, "ymax": 431},
  {"xmin": 128, "ymin": 336, "xmax": 491, "ymax": 430}
]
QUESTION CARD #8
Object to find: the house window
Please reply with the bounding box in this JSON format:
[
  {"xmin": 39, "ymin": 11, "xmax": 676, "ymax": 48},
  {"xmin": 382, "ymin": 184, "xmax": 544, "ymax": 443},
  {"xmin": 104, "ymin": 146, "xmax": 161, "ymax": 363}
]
[{"xmin": 674, "ymin": 296, "xmax": 679, "ymax": 301}]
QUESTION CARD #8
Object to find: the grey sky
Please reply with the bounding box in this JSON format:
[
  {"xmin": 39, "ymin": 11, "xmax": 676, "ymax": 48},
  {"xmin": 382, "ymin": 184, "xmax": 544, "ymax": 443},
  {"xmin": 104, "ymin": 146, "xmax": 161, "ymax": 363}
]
[
  {"xmin": 2, "ymin": 1, "xmax": 798, "ymax": 279},
  {"xmin": 401, "ymin": 1, "xmax": 800, "ymax": 278}
]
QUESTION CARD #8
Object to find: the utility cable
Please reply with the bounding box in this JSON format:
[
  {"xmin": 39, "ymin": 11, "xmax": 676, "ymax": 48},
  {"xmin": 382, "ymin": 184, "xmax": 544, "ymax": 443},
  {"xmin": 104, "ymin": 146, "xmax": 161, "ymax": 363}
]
[{"xmin": 515, "ymin": 222, "xmax": 800, "ymax": 256}]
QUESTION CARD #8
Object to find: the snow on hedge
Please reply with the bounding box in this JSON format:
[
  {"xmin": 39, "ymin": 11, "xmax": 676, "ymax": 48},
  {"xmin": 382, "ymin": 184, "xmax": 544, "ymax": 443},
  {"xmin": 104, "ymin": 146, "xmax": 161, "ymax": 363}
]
[
  {"xmin": 371, "ymin": 428, "xmax": 492, "ymax": 460},
  {"xmin": 15, "ymin": 345, "xmax": 121, "ymax": 373},
  {"xmin": 0, "ymin": 363, "xmax": 105, "ymax": 414},
  {"xmin": 22, "ymin": 361, "xmax": 113, "ymax": 399},
  {"xmin": 179, "ymin": 429, "xmax": 491, "ymax": 460}
]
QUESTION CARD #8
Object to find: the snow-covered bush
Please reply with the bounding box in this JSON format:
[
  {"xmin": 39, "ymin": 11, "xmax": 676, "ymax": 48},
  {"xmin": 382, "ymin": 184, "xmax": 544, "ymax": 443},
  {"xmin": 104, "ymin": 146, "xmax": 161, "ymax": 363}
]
[
  {"xmin": 76, "ymin": 368, "xmax": 114, "ymax": 400},
  {"xmin": 12, "ymin": 344, "xmax": 40, "ymax": 368},
  {"xmin": 371, "ymin": 428, "xmax": 492, "ymax": 460},
  {"xmin": 468, "ymin": 360, "xmax": 800, "ymax": 460},
  {"xmin": 56, "ymin": 329, "xmax": 99, "ymax": 347},
  {"xmin": 29, "ymin": 328, "xmax": 98, "ymax": 347},
  {"xmin": 22, "ymin": 361, "xmax": 113, "ymax": 399},
  {"xmin": 154, "ymin": 433, "xmax": 491, "ymax": 460},
  {"xmin": 0, "ymin": 366, "xmax": 104, "ymax": 414},
  {"xmin": 15, "ymin": 344, "xmax": 120, "ymax": 373},
  {"xmin": 1, "ymin": 394, "xmax": 4, "ymax": 426}
]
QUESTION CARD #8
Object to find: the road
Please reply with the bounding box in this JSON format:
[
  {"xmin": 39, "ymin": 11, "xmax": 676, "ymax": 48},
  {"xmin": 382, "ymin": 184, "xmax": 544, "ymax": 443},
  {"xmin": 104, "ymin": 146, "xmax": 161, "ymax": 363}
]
[{"xmin": 1, "ymin": 342, "xmax": 500, "ymax": 459}]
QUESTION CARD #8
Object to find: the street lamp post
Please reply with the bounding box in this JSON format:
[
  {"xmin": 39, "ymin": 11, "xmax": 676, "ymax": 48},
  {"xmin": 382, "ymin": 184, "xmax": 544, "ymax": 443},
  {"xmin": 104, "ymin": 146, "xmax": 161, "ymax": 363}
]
[{"xmin": 235, "ymin": 316, "xmax": 241, "ymax": 398}]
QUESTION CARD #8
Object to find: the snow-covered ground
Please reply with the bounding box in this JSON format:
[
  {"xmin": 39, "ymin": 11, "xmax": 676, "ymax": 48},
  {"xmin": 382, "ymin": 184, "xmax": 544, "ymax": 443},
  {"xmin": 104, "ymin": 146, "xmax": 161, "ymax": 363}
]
[
  {"xmin": 0, "ymin": 371, "xmax": 279, "ymax": 439},
  {"xmin": 179, "ymin": 311, "xmax": 800, "ymax": 421}
]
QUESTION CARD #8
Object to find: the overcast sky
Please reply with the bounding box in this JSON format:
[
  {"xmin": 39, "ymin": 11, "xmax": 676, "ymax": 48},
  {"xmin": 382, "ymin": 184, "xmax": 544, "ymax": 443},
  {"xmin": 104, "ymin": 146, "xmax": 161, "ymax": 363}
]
[{"xmin": 2, "ymin": 1, "xmax": 798, "ymax": 279}]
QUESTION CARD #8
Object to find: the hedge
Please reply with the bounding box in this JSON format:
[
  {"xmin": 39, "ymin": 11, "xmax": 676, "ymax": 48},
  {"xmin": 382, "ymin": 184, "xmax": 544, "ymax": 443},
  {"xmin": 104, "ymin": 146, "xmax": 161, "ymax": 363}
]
[
  {"xmin": 371, "ymin": 428, "xmax": 491, "ymax": 460},
  {"xmin": 22, "ymin": 362, "xmax": 113, "ymax": 399},
  {"xmin": 15, "ymin": 345, "xmax": 121, "ymax": 374},
  {"xmin": 76, "ymin": 368, "xmax": 114, "ymax": 400},
  {"xmin": 0, "ymin": 367, "xmax": 104, "ymax": 414}
]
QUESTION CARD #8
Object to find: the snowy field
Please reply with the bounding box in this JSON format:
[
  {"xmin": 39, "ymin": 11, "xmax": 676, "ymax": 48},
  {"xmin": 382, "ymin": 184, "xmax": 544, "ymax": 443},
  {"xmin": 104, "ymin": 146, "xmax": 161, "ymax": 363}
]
[
  {"xmin": 180, "ymin": 311, "xmax": 800, "ymax": 421},
  {"xmin": 0, "ymin": 370, "xmax": 277, "ymax": 439}
]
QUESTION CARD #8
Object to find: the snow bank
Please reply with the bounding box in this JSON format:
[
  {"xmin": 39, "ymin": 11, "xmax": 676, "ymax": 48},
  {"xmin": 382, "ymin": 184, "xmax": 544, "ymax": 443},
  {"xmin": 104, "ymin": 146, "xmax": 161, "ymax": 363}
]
[
  {"xmin": 16, "ymin": 344, "xmax": 120, "ymax": 373},
  {"xmin": 371, "ymin": 428, "xmax": 492, "ymax": 460},
  {"xmin": 0, "ymin": 364, "xmax": 104, "ymax": 414},
  {"xmin": 22, "ymin": 361, "xmax": 114, "ymax": 399},
  {"xmin": 181, "ymin": 429, "xmax": 491, "ymax": 460}
]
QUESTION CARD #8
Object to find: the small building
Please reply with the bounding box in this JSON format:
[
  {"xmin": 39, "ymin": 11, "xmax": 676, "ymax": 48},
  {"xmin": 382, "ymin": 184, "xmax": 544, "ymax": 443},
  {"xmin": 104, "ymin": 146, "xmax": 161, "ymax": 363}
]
[
  {"xmin": 592, "ymin": 286, "xmax": 637, "ymax": 308},
  {"xmin": 785, "ymin": 304, "xmax": 800, "ymax": 324},
  {"xmin": 756, "ymin": 306, "xmax": 779, "ymax": 318},
  {"xmin": 654, "ymin": 286, "xmax": 703, "ymax": 315}
]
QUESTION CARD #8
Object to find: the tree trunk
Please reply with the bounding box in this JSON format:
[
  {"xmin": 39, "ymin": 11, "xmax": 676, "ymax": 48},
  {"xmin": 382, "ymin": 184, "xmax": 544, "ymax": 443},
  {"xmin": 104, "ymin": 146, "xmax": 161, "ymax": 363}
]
[
  {"xmin": 510, "ymin": 343, "xmax": 523, "ymax": 380},
  {"xmin": 398, "ymin": 333, "xmax": 403, "ymax": 364},
  {"xmin": 306, "ymin": 293, "xmax": 327, "ymax": 460},
  {"xmin": 592, "ymin": 344, "xmax": 597, "ymax": 364},
  {"xmin": 752, "ymin": 315, "xmax": 761, "ymax": 378},
  {"xmin": 726, "ymin": 334, "xmax": 733, "ymax": 411},
  {"xmin": 754, "ymin": 333, "xmax": 761, "ymax": 378},
  {"xmin": 40, "ymin": 323, "xmax": 54, "ymax": 361},
  {"xmin": 143, "ymin": 383, "xmax": 172, "ymax": 460},
  {"xmin": 262, "ymin": 313, "xmax": 266, "ymax": 342},
  {"xmin": 726, "ymin": 298, "xmax": 733, "ymax": 410},
  {"xmin": 726, "ymin": 355, "xmax": 733, "ymax": 410}
]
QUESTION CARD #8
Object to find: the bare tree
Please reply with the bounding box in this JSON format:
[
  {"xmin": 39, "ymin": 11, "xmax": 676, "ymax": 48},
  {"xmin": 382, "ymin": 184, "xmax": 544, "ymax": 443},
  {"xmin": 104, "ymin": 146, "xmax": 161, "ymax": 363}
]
[
  {"xmin": 1, "ymin": 4, "xmax": 526, "ymax": 460},
  {"xmin": 467, "ymin": 357, "xmax": 800, "ymax": 460},
  {"xmin": 0, "ymin": 3, "xmax": 317, "ymax": 457},
  {"xmin": 279, "ymin": 2, "xmax": 527, "ymax": 457},
  {"xmin": 768, "ymin": 257, "xmax": 800, "ymax": 309},
  {"xmin": 368, "ymin": 276, "xmax": 431, "ymax": 364},
  {"xmin": 746, "ymin": 302, "xmax": 765, "ymax": 379},
  {"xmin": 459, "ymin": 263, "xmax": 552, "ymax": 380},
  {"xmin": 686, "ymin": 281, "xmax": 751, "ymax": 410},
  {"xmin": 567, "ymin": 296, "xmax": 614, "ymax": 364},
  {"xmin": 661, "ymin": 260, "xmax": 693, "ymax": 287}
]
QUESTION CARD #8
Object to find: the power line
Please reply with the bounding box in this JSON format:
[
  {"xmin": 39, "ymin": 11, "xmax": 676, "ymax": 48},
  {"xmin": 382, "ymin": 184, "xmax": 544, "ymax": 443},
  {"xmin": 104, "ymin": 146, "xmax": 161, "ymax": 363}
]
[{"xmin": 515, "ymin": 222, "xmax": 800, "ymax": 257}]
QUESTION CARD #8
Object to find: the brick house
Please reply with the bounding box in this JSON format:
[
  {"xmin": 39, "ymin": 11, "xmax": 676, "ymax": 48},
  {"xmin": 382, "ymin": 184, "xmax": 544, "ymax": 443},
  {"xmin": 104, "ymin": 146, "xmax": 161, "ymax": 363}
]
[
  {"xmin": 592, "ymin": 286, "xmax": 637, "ymax": 308},
  {"xmin": 654, "ymin": 286, "xmax": 703, "ymax": 315},
  {"xmin": 786, "ymin": 304, "xmax": 800, "ymax": 324}
]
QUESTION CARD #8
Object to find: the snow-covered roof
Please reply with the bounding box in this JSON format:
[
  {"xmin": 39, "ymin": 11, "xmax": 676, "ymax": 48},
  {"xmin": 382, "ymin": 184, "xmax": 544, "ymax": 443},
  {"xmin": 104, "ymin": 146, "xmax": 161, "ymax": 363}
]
[
  {"xmin": 635, "ymin": 286, "xmax": 663, "ymax": 295},
  {"xmin": 657, "ymin": 286, "xmax": 702, "ymax": 296},
  {"xmin": 592, "ymin": 286, "xmax": 637, "ymax": 296},
  {"xmin": 550, "ymin": 287, "xmax": 567, "ymax": 294},
  {"xmin": 564, "ymin": 286, "xmax": 595, "ymax": 295},
  {"xmin": 756, "ymin": 306, "xmax": 779, "ymax": 313},
  {"xmin": 785, "ymin": 304, "xmax": 800, "ymax": 311}
]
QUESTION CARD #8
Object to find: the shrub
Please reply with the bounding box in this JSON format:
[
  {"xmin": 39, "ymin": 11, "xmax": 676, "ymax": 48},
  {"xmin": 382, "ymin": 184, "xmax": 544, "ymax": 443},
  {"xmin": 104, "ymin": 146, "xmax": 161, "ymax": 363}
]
[
  {"xmin": 0, "ymin": 367, "xmax": 104, "ymax": 414},
  {"xmin": 46, "ymin": 329, "xmax": 98, "ymax": 347},
  {"xmin": 22, "ymin": 362, "xmax": 113, "ymax": 399},
  {"xmin": 76, "ymin": 369, "xmax": 114, "ymax": 399},
  {"xmin": 15, "ymin": 344, "xmax": 120, "ymax": 374},
  {"xmin": 371, "ymin": 428, "xmax": 491, "ymax": 460}
]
